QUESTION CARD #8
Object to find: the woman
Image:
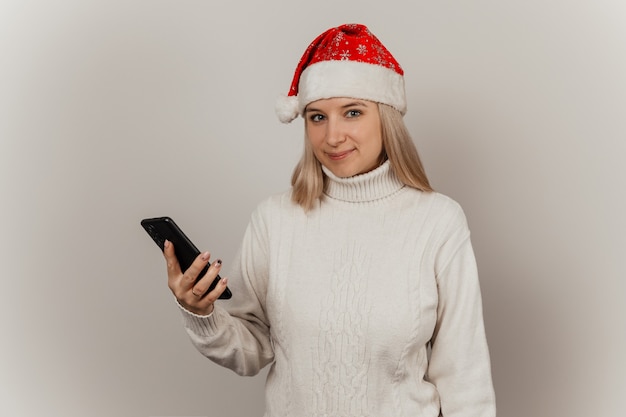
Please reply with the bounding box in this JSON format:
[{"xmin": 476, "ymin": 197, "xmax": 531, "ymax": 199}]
[{"xmin": 163, "ymin": 23, "xmax": 496, "ymax": 417}]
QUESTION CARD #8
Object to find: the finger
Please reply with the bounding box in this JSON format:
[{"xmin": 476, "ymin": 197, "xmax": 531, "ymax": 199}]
[
  {"xmin": 163, "ymin": 240, "xmax": 211, "ymax": 292},
  {"xmin": 190, "ymin": 259, "xmax": 222, "ymax": 296},
  {"xmin": 163, "ymin": 240, "xmax": 182, "ymax": 279},
  {"xmin": 179, "ymin": 251, "xmax": 212, "ymax": 291},
  {"xmin": 202, "ymin": 275, "xmax": 229, "ymax": 305},
  {"xmin": 184, "ymin": 268, "xmax": 227, "ymax": 316},
  {"xmin": 188, "ymin": 277, "xmax": 228, "ymax": 315}
]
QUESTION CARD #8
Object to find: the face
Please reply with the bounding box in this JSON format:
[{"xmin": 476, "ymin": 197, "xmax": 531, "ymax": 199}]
[{"xmin": 305, "ymin": 97, "xmax": 384, "ymax": 178}]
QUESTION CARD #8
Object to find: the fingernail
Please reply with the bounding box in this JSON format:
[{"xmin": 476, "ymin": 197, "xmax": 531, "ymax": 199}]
[
  {"xmin": 201, "ymin": 252, "xmax": 210, "ymax": 261},
  {"xmin": 164, "ymin": 240, "xmax": 170, "ymax": 248},
  {"xmin": 216, "ymin": 259, "xmax": 222, "ymax": 265},
  {"xmin": 222, "ymin": 277, "xmax": 228, "ymax": 285}
]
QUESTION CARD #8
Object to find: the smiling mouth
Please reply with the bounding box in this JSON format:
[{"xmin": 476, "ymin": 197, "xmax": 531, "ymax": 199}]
[{"xmin": 326, "ymin": 149, "xmax": 354, "ymax": 160}]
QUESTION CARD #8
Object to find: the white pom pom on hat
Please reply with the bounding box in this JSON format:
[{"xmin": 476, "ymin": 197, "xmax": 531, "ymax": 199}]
[
  {"xmin": 275, "ymin": 23, "xmax": 407, "ymax": 124},
  {"xmin": 275, "ymin": 95, "xmax": 300, "ymax": 124}
]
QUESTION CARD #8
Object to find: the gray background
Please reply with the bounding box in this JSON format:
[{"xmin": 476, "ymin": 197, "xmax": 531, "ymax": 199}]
[{"xmin": 2, "ymin": 0, "xmax": 625, "ymax": 416}]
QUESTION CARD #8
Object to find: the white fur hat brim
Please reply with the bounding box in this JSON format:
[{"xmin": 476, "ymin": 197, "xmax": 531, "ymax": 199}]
[{"xmin": 275, "ymin": 60, "xmax": 406, "ymax": 124}]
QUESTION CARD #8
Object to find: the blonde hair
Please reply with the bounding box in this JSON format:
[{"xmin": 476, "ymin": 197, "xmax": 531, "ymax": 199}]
[{"xmin": 291, "ymin": 103, "xmax": 432, "ymax": 211}]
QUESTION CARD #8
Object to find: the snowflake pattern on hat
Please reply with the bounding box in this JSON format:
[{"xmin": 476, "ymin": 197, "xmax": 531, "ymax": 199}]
[{"xmin": 288, "ymin": 24, "xmax": 403, "ymax": 96}]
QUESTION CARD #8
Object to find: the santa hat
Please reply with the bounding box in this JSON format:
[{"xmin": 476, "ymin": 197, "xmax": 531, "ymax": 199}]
[{"xmin": 275, "ymin": 23, "xmax": 407, "ymax": 123}]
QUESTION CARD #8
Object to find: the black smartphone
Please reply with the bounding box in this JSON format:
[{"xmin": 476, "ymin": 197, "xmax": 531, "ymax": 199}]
[{"xmin": 141, "ymin": 216, "xmax": 232, "ymax": 299}]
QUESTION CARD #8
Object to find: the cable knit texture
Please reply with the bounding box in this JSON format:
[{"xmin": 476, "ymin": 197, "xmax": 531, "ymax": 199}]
[{"xmin": 178, "ymin": 161, "xmax": 496, "ymax": 417}]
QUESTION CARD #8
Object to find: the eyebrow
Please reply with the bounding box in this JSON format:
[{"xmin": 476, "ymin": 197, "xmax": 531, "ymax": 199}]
[{"xmin": 304, "ymin": 100, "xmax": 369, "ymax": 114}]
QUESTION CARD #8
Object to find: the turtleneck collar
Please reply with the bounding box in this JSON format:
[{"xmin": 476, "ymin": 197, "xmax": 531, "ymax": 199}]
[{"xmin": 321, "ymin": 160, "xmax": 405, "ymax": 203}]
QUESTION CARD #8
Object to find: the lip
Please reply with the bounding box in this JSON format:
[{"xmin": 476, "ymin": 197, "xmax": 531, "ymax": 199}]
[{"xmin": 326, "ymin": 149, "xmax": 354, "ymax": 160}]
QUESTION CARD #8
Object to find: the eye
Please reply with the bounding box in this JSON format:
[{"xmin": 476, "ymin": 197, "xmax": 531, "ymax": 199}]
[
  {"xmin": 345, "ymin": 109, "xmax": 362, "ymax": 118},
  {"xmin": 309, "ymin": 113, "xmax": 325, "ymax": 122}
]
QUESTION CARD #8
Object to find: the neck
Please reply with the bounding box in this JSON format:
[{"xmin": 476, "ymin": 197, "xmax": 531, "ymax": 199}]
[{"xmin": 322, "ymin": 160, "xmax": 405, "ymax": 203}]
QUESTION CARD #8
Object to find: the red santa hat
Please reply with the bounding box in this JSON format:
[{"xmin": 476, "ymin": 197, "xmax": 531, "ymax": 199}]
[{"xmin": 276, "ymin": 23, "xmax": 407, "ymax": 123}]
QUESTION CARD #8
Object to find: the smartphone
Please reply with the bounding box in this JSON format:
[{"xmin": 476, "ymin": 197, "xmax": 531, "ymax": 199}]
[{"xmin": 141, "ymin": 216, "xmax": 232, "ymax": 299}]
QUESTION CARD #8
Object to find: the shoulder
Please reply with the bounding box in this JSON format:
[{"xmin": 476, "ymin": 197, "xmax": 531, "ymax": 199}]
[
  {"xmin": 433, "ymin": 191, "xmax": 467, "ymax": 225},
  {"xmin": 403, "ymin": 189, "xmax": 468, "ymax": 228}
]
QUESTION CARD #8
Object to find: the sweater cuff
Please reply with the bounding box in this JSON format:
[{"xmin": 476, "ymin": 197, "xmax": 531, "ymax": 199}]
[{"xmin": 175, "ymin": 298, "xmax": 225, "ymax": 337}]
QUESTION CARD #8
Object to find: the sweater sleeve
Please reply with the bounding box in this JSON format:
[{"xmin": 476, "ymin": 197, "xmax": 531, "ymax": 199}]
[
  {"xmin": 177, "ymin": 204, "xmax": 274, "ymax": 376},
  {"xmin": 428, "ymin": 207, "xmax": 496, "ymax": 417}
]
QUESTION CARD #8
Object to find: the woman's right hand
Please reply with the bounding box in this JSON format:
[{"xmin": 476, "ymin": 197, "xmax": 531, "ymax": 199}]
[{"xmin": 163, "ymin": 239, "xmax": 229, "ymax": 316}]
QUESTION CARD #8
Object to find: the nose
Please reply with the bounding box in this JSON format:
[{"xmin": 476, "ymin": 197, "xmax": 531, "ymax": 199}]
[{"xmin": 325, "ymin": 117, "xmax": 346, "ymax": 147}]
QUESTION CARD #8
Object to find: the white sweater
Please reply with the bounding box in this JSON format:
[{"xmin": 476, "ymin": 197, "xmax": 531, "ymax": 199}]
[{"xmin": 179, "ymin": 161, "xmax": 496, "ymax": 417}]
